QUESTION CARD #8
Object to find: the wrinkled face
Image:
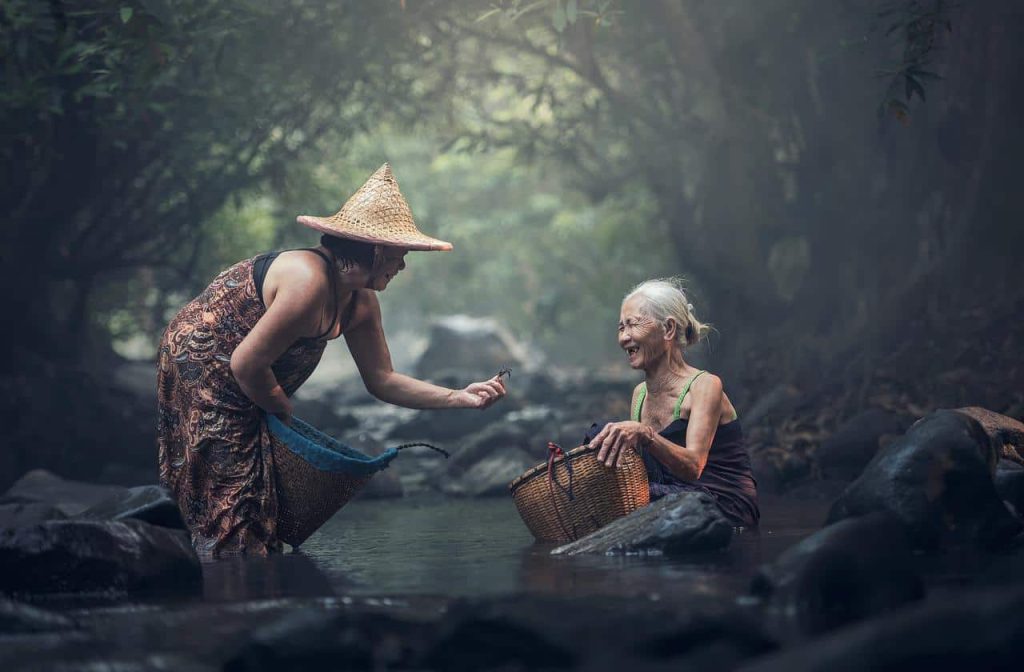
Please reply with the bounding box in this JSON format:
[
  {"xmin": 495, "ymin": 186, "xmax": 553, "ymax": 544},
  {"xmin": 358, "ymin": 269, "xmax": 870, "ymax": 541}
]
[
  {"xmin": 618, "ymin": 295, "xmax": 669, "ymax": 370},
  {"xmin": 369, "ymin": 247, "xmax": 408, "ymax": 291}
]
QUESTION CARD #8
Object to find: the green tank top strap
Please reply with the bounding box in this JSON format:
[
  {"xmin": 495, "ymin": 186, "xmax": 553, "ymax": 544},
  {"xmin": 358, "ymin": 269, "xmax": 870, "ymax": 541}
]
[
  {"xmin": 631, "ymin": 383, "xmax": 647, "ymax": 422},
  {"xmin": 672, "ymin": 370, "xmax": 707, "ymax": 420}
]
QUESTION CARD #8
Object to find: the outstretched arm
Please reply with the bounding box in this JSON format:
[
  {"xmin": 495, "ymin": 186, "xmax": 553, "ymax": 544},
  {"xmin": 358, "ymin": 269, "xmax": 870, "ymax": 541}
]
[{"xmin": 344, "ymin": 292, "xmax": 506, "ymax": 410}]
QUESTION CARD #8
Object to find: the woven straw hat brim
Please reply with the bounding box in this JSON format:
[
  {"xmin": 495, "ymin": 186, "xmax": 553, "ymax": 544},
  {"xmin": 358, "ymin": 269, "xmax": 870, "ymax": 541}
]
[
  {"xmin": 297, "ymin": 162, "xmax": 453, "ymax": 252},
  {"xmin": 296, "ymin": 215, "xmax": 453, "ymax": 251}
]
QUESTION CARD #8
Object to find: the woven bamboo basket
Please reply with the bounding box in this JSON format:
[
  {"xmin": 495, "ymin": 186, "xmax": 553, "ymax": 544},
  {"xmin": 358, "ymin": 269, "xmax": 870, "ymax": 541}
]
[
  {"xmin": 509, "ymin": 444, "xmax": 649, "ymax": 543},
  {"xmin": 272, "ymin": 446, "xmax": 371, "ymax": 548}
]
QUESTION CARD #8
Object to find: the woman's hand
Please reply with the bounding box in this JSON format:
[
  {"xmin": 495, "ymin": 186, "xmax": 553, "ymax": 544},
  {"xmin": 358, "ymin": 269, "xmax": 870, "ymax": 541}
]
[
  {"xmin": 452, "ymin": 374, "xmax": 507, "ymax": 410},
  {"xmin": 587, "ymin": 421, "xmax": 654, "ymax": 467}
]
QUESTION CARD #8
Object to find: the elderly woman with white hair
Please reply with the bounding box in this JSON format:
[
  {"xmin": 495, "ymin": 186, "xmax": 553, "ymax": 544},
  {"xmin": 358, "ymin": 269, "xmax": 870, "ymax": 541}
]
[{"xmin": 587, "ymin": 279, "xmax": 759, "ymax": 527}]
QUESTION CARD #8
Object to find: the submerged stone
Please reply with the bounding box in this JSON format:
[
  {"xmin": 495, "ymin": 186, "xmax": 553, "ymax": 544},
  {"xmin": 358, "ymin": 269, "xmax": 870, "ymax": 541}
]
[
  {"xmin": 750, "ymin": 512, "xmax": 924, "ymax": 638},
  {"xmin": 552, "ymin": 491, "xmax": 733, "ymax": 556},
  {"xmin": 827, "ymin": 409, "xmax": 1022, "ymax": 550},
  {"xmin": 0, "ymin": 519, "xmax": 201, "ymax": 594}
]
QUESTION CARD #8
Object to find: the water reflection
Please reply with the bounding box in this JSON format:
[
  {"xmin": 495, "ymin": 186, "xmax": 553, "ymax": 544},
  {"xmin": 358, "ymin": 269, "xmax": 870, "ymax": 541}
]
[
  {"xmin": 285, "ymin": 495, "xmax": 827, "ymax": 601},
  {"xmin": 201, "ymin": 552, "xmax": 339, "ymax": 602}
]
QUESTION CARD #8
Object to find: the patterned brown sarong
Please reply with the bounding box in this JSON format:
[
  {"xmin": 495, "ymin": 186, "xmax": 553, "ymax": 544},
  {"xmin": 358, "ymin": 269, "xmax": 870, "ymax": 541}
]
[{"xmin": 157, "ymin": 256, "xmax": 328, "ymax": 559}]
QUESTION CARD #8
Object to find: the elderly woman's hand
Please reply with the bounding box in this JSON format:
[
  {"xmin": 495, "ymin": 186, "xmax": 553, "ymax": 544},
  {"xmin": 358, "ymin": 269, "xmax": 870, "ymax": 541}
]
[
  {"xmin": 452, "ymin": 374, "xmax": 507, "ymax": 410},
  {"xmin": 588, "ymin": 421, "xmax": 654, "ymax": 467}
]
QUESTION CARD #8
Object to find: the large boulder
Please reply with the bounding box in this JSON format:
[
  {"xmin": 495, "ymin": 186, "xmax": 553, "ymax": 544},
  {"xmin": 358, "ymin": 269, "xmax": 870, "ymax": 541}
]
[
  {"xmin": 827, "ymin": 409, "xmax": 1022, "ymax": 550},
  {"xmin": 0, "ymin": 519, "xmax": 201, "ymax": 594},
  {"xmin": 951, "ymin": 406, "xmax": 1024, "ymax": 464},
  {"xmin": 816, "ymin": 409, "xmax": 909, "ymax": 481},
  {"xmin": 442, "ymin": 448, "xmax": 538, "ymax": 497},
  {"xmin": 737, "ymin": 587, "xmax": 1024, "ymax": 672},
  {"xmin": 1, "ymin": 469, "xmax": 128, "ymax": 517},
  {"xmin": 78, "ymin": 485, "xmax": 185, "ymax": 529},
  {"xmin": 750, "ymin": 513, "xmax": 924, "ymax": 639},
  {"xmin": 552, "ymin": 491, "xmax": 733, "ymax": 556},
  {"xmin": 415, "ymin": 315, "xmax": 529, "ymax": 382}
]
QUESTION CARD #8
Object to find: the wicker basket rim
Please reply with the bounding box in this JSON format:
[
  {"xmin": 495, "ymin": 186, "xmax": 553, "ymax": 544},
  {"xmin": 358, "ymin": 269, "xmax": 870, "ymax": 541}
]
[{"xmin": 508, "ymin": 444, "xmax": 601, "ymax": 493}]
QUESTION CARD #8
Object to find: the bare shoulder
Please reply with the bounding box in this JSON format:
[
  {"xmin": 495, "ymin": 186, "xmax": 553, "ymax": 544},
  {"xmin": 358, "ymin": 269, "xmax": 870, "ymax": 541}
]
[
  {"xmin": 691, "ymin": 371, "xmax": 724, "ymax": 397},
  {"xmin": 346, "ymin": 289, "xmax": 382, "ymax": 330},
  {"xmin": 270, "ymin": 250, "xmax": 330, "ymax": 295}
]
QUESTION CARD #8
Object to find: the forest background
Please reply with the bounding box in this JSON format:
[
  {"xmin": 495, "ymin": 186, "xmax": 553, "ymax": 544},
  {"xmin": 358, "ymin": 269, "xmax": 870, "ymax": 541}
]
[{"xmin": 2, "ymin": 0, "xmax": 1021, "ymax": 488}]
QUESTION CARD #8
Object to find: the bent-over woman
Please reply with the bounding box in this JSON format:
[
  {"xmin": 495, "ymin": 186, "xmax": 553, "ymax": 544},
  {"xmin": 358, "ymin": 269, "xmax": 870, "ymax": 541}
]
[
  {"xmin": 587, "ymin": 279, "xmax": 759, "ymax": 527},
  {"xmin": 158, "ymin": 164, "xmax": 507, "ymax": 558}
]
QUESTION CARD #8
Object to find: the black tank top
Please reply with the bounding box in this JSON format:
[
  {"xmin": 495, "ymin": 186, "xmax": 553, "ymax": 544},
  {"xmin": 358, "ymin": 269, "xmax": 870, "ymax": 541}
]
[
  {"xmin": 632, "ymin": 372, "xmax": 760, "ymax": 527},
  {"xmin": 252, "ymin": 249, "xmax": 356, "ymax": 340}
]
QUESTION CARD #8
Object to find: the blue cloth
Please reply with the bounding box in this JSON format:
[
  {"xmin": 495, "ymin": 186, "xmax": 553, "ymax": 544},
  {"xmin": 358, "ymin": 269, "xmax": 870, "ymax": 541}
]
[{"xmin": 266, "ymin": 415, "xmax": 398, "ymax": 476}]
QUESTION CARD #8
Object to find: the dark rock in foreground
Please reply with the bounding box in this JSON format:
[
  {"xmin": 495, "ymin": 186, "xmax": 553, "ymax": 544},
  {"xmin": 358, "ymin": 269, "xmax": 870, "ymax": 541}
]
[
  {"xmin": 995, "ymin": 459, "xmax": 1024, "ymax": 516},
  {"xmin": 0, "ymin": 502, "xmax": 66, "ymax": 528},
  {"xmin": 552, "ymin": 491, "xmax": 733, "ymax": 556},
  {"xmin": 0, "ymin": 597, "xmax": 76, "ymax": 633},
  {"xmin": 424, "ymin": 595, "xmax": 775, "ymax": 672},
  {"xmin": 738, "ymin": 587, "xmax": 1024, "ymax": 672},
  {"xmin": 1, "ymin": 469, "xmax": 128, "ymax": 517},
  {"xmin": 816, "ymin": 408, "xmax": 908, "ymax": 481},
  {"xmin": 750, "ymin": 512, "xmax": 924, "ymax": 638},
  {"xmin": 827, "ymin": 410, "xmax": 1022, "ymax": 550},
  {"xmin": 0, "ymin": 519, "xmax": 201, "ymax": 594},
  {"xmin": 78, "ymin": 484, "xmax": 186, "ymax": 530},
  {"xmin": 224, "ymin": 606, "xmax": 430, "ymax": 672}
]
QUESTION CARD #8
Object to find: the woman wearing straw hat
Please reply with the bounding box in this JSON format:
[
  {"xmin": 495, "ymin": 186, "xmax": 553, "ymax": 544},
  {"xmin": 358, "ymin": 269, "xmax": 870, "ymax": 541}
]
[
  {"xmin": 157, "ymin": 164, "xmax": 507, "ymax": 558},
  {"xmin": 586, "ymin": 279, "xmax": 759, "ymax": 527}
]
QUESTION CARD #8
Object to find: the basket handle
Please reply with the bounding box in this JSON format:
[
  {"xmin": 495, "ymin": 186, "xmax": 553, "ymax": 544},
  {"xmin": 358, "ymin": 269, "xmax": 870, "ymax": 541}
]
[{"xmin": 546, "ymin": 442, "xmax": 577, "ymax": 541}]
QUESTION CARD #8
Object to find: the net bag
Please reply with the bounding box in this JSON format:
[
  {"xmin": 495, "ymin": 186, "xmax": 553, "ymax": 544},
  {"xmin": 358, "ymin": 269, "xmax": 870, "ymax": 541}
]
[{"xmin": 267, "ymin": 415, "xmax": 444, "ymax": 547}]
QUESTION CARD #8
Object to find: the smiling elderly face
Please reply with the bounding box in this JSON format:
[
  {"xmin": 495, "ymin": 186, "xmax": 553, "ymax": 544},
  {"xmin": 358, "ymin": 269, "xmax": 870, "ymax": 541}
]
[{"xmin": 618, "ymin": 294, "xmax": 670, "ymax": 370}]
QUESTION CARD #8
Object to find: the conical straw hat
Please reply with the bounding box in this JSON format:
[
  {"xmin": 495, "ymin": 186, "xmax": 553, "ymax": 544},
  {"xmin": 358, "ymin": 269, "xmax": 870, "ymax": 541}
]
[{"xmin": 296, "ymin": 163, "xmax": 452, "ymax": 251}]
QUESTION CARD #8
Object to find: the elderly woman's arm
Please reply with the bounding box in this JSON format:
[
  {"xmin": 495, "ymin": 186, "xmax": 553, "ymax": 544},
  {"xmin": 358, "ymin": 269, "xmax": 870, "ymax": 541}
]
[
  {"xmin": 345, "ymin": 291, "xmax": 506, "ymax": 409},
  {"xmin": 588, "ymin": 375, "xmax": 723, "ymax": 480}
]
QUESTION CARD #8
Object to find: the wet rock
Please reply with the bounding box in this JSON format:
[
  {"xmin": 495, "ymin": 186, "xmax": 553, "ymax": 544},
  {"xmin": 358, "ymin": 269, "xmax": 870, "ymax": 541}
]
[
  {"xmin": 750, "ymin": 513, "xmax": 923, "ymax": 638},
  {"xmin": 552, "ymin": 491, "xmax": 733, "ymax": 556},
  {"xmin": 738, "ymin": 587, "xmax": 1024, "ymax": 672},
  {"xmin": 827, "ymin": 409, "xmax": 1022, "ymax": 550},
  {"xmin": 0, "ymin": 502, "xmax": 66, "ymax": 528},
  {"xmin": 816, "ymin": 409, "xmax": 909, "ymax": 481},
  {"xmin": 952, "ymin": 406, "xmax": 1024, "ymax": 464},
  {"xmin": 78, "ymin": 485, "xmax": 185, "ymax": 529},
  {"xmin": 443, "ymin": 448, "xmax": 538, "ymax": 497},
  {"xmin": 995, "ymin": 459, "xmax": 1024, "ymax": 516},
  {"xmin": 415, "ymin": 315, "xmax": 529, "ymax": 381},
  {"xmin": 751, "ymin": 449, "xmax": 810, "ymax": 495},
  {"xmin": 446, "ymin": 421, "xmax": 536, "ymax": 476},
  {"xmin": 223, "ymin": 607, "xmax": 429, "ymax": 672},
  {"xmin": 0, "ymin": 597, "xmax": 77, "ymax": 633},
  {"xmin": 1, "ymin": 469, "xmax": 128, "ymax": 517},
  {"xmin": 0, "ymin": 519, "xmax": 201, "ymax": 594}
]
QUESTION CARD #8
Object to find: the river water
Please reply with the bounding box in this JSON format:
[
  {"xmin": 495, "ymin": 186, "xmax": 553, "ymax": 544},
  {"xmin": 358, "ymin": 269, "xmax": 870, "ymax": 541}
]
[{"xmin": 199, "ymin": 495, "xmax": 829, "ymax": 605}]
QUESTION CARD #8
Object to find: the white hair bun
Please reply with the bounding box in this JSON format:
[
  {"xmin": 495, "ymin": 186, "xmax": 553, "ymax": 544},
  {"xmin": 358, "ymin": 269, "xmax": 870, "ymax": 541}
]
[{"xmin": 686, "ymin": 303, "xmax": 694, "ymax": 312}]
